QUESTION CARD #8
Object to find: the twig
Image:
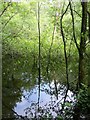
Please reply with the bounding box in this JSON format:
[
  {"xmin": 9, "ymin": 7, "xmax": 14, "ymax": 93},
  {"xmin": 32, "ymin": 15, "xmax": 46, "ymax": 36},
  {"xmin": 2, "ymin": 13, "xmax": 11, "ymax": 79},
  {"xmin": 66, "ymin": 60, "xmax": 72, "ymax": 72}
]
[
  {"xmin": 0, "ymin": 2, "xmax": 11, "ymax": 17},
  {"xmin": 2, "ymin": 12, "xmax": 18, "ymax": 30}
]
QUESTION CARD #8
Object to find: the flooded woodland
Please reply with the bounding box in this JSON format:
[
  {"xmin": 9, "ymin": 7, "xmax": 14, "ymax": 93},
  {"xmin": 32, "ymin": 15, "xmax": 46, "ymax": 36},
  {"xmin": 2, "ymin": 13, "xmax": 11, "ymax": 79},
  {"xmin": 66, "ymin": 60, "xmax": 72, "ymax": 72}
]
[{"xmin": 1, "ymin": 0, "xmax": 90, "ymax": 120}]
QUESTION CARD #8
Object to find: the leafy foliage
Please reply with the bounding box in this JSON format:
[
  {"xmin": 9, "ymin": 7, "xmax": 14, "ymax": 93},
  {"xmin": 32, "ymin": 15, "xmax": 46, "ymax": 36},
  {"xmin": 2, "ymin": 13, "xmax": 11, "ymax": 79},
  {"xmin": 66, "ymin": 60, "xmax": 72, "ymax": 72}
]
[{"xmin": 1, "ymin": 0, "xmax": 90, "ymax": 119}]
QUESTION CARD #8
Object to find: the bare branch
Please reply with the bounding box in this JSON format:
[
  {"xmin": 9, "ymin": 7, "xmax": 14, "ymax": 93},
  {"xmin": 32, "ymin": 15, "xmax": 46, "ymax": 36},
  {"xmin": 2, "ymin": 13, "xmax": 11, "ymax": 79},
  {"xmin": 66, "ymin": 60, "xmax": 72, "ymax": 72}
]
[
  {"xmin": 2, "ymin": 12, "xmax": 18, "ymax": 30},
  {"xmin": 0, "ymin": 2, "xmax": 11, "ymax": 17},
  {"xmin": 69, "ymin": 1, "xmax": 80, "ymax": 53},
  {"xmin": 73, "ymin": 9, "xmax": 82, "ymax": 18}
]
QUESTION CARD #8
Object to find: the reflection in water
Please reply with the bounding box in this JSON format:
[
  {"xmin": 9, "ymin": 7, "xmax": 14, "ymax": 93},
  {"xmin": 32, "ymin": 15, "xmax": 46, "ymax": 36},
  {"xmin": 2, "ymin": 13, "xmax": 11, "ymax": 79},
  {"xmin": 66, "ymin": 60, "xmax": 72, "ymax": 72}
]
[
  {"xmin": 14, "ymin": 81, "xmax": 75, "ymax": 118},
  {"xmin": 2, "ymin": 54, "xmax": 76, "ymax": 119}
]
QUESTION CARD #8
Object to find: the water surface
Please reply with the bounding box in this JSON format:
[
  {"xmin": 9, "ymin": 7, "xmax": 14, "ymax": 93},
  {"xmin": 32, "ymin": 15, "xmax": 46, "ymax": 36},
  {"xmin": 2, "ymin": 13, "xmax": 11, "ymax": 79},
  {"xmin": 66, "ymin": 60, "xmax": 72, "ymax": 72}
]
[{"xmin": 14, "ymin": 81, "xmax": 74, "ymax": 118}]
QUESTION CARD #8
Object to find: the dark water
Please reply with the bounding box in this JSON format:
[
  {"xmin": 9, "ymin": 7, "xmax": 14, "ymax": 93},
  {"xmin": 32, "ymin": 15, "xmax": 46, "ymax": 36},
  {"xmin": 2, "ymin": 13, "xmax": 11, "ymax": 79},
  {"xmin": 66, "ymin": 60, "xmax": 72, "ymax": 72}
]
[
  {"xmin": 2, "ymin": 54, "xmax": 76, "ymax": 119},
  {"xmin": 2, "ymin": 53, "xmax": 90, "ymax": 120}
]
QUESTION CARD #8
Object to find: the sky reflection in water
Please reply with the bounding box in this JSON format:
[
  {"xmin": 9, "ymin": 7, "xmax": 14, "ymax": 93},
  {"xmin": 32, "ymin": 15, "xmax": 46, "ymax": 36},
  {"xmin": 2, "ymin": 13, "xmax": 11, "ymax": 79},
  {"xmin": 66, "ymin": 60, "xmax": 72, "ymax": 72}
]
[{"xmin": 14, "ymin": 81, "xmax": 74, "ymax": 118}]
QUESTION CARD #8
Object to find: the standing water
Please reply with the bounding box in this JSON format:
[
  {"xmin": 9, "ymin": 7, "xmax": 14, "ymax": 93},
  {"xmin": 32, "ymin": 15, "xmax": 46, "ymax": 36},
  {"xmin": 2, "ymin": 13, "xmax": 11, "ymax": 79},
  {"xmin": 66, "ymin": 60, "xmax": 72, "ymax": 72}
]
[{"xmin": 14, "ymin": 80, "xmax": 75, "ymax": 119}]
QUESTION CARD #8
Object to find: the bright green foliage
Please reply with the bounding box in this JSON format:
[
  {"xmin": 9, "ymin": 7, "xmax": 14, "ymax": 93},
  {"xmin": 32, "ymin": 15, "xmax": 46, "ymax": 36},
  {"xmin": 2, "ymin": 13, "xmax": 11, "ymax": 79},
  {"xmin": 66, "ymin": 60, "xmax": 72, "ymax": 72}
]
[{"xmin": 1, "ymin": 0, "xmax": 90, "ymax": 119}]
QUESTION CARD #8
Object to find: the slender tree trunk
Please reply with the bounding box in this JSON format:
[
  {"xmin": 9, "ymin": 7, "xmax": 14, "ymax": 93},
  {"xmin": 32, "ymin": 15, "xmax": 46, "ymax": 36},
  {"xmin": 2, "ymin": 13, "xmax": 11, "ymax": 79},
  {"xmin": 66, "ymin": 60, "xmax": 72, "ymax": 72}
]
[
  {"xmin": 53, "ymin": 71, "xmax": 58, "ymax": 100},
  {"xmin": 87, "ymin": 57, "xmax": 90, "ymax": 120},
  {"xmin": 37, "ymin": 2, "xmax": 41, "ymax": 112},
  {"xmin": 60, "ymin": 3, "xmax": 70, "ymax": 90},
  {"xmin": 87, "ymin": 11, "xmax": 90, "ymax": 41},
  {"xmin": 69, "ymin": 1, "xmax": 79, "ymax": 52},
  {"xmin": 46, "ymin": 13, "xmax": 56, "ymax": 76},
  {"xmin": 87, "ymin": 9, "xmax": 90, "ymax": 120},
  {"xmin": 60, "ymin": 3, "xmax": 70, "ymax": 111}
]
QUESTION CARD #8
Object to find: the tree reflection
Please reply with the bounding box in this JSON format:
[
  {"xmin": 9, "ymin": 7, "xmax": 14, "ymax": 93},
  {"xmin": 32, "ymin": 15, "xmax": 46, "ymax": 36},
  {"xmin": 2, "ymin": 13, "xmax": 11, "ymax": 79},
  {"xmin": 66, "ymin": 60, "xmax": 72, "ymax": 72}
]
[
  {"xmin": 2, "ymin": 52, "xmax": 37, "ymax": 119},
  {"xmin": 2, "ymin": 51, "xmax": 75, "ymax": 119}
]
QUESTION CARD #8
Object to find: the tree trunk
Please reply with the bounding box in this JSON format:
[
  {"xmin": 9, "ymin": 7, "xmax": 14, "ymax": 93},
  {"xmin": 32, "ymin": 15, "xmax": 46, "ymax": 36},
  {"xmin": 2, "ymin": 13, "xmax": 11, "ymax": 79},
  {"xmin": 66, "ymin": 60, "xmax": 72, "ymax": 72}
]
[
  {"xmin": 37, "ymin": 2, "xmax": 41, "ymax": 112},
  {"xmin": 73, "ymin": 2, "xmax": 87, "ymax": 120},
  {"xmin": 78, "ymin": 2, "xmax": 87, "ymax": 89}
]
